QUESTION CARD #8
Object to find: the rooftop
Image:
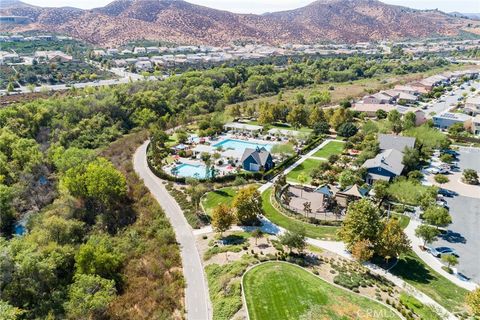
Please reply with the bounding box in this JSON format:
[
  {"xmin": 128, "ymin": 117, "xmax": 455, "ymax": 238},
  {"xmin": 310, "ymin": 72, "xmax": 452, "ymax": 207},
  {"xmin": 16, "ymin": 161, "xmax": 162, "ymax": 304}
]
[{"xmin": 378, "ymin": 134, "xmax": 416, "ymax": 152}]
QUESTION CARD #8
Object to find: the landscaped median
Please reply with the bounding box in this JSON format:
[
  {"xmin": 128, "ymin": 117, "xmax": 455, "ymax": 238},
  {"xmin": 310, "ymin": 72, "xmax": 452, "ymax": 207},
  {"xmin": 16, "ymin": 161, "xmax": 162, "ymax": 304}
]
[
  {"xmin": 261, "ymin": 188, "xmax": 339, "ymax": 240},
  {"xmin": 242, "ymin": 262, "xmax": 401, "ymax": 320}
]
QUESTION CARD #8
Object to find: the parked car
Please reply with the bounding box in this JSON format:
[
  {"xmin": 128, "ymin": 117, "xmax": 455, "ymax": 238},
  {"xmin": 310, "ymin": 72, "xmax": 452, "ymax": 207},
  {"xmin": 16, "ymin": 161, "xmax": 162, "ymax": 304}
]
[
  {"xmin": 438, "ymin": 188, "xmax": 457, "ymax": 197},
  {"xmin": 436, "ymin": 201, "xmax": 449, "ymax": 209},
  {"xmin": 457, "ymin": 273, "xmax": 470, "ymax": 282},
  {"xmin": 429, "ymin": 247, "xmax": 459, "ymax": 258}
]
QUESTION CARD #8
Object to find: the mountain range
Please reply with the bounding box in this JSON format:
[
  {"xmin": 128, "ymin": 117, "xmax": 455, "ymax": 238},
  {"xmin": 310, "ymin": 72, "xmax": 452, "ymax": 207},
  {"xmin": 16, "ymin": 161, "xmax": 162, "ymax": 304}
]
[{"xmin": 0, "ymin": 0, "xmax": 477, "ymax": 46}]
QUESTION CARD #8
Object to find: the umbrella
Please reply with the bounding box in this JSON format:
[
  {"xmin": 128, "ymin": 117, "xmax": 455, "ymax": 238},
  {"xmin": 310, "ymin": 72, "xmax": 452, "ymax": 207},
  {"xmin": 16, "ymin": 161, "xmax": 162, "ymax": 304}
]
[
  {"xmin": 173, "ymin": 155, "xmax": 180, "ymax": 160},
  {"xmin": 226, "ymin": 165, "xmax": 234, "ymax": 170}
]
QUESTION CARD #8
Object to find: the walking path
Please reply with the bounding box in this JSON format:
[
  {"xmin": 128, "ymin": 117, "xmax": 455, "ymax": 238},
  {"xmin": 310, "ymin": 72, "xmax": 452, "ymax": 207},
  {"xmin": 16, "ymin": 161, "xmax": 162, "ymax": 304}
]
[
  {"xmin": 134, "ymin": 141, "xmax": 211, "ymax": 320},
  {"xmin": 405, "ymin": 220, "xmax": 478, "ymax": 291},
  {"xmin": 258, "ymin": 138, "xmax": 337, "ymax": 193}
]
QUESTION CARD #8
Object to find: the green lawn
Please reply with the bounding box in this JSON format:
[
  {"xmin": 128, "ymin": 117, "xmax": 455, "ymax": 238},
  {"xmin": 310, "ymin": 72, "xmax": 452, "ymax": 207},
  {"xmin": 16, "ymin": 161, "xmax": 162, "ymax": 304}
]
[
  {"xmin": 261, "ymin": 189, "xmax": 338, "ymax": 240},
  {"xmin": 312, "ymin": 140, "xmax": 345, "ymax": 158},
  {"xmin": 391, "ymin": 213, "xmax": 410, "ymax": 229},
  {"xmin": 391, "ymin": 251, "xmax": 468, "ymax": 314},
  {"xmin": 243, "ymin": 262, "xmax": 400, "ymax": 320},
  {"xmin": 399, "ymin": 293, "xmax": 442, "ymax": 320},
  {"xmin": 202, "ymin": 187, "xmax": 238, "ymax": 215},
  {"xmin": 387, "ymin": 180, "xmax": 436, "ymax": 206},
  {"xmin": 286, "ymin": 158, "xmax": 325, "ymax": 184}
]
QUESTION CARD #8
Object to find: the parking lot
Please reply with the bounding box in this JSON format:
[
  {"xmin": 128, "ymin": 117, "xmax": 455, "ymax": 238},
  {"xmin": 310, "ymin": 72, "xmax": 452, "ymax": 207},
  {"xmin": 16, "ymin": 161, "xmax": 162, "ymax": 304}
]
[
  {"xmin": 457, "ymin": 146, "xmax": 480, "ymax": 172},
  {"xmin": 432, "ymin": 195, "xmax": 480, "ymax": 283}
]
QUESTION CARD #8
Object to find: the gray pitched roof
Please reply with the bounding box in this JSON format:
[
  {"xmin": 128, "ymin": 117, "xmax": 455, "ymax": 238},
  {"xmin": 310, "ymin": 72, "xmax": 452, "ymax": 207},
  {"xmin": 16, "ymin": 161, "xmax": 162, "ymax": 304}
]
[
  {"xmin": 240, "ymin": 147, "xmax": 271, "ymax": 166},
  {"xmin": 378, "ymin": 134, "xmax": 415, "ymax": 152},
  {"xmin": 362, "ymin": 149, "xmax": 404, "ymax": 176}
]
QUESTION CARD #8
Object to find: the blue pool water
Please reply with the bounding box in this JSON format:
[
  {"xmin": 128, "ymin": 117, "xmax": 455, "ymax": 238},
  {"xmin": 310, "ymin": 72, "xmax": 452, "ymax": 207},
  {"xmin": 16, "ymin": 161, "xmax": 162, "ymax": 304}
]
[
  {"xmin": 213, "ymin": 139, "xmax": 272, "ymax": 152},
  {"xmin": 173, "ymin": 163, "xmax": 209, "ymax": 179},
  {"xmin": 14, "ymin": 224, "xmax": 26, "ymax": 236}
]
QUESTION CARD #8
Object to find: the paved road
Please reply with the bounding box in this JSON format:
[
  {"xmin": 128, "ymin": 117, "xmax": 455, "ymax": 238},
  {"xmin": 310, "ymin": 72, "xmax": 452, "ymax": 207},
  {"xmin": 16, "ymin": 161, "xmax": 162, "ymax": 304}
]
[
  {"xmin": 406, "ymin": 220, "xmax": 477, "ymax": 291},
  {"xmin": 133, "ymin": 141, "xmax": 211, "ymax": 320},
  {"xmin": 432, "ymin": 196, "xmax": 480, "ymax": 284},
  {"xmin": 423, "ymin": 80, "xmax": 480, "ymax": 118}
]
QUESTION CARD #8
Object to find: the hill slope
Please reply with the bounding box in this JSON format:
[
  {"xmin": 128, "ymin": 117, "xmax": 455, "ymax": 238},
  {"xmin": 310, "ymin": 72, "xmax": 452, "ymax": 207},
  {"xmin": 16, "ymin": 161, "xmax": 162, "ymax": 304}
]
[{"xmin": 0, "ymin": 0, "xmax": 474, "ymax": 46}]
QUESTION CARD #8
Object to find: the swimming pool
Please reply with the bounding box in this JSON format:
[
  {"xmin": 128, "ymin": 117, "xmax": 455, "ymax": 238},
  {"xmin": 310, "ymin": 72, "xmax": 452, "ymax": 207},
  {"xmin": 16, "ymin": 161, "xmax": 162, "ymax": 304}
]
[
  {"xmin": 213, "ymin": 139, "xmax": 273, "ymax": 152},
  {"xmin": 172, "ymin": 163, "xmax": 209, "ymax": 179}
]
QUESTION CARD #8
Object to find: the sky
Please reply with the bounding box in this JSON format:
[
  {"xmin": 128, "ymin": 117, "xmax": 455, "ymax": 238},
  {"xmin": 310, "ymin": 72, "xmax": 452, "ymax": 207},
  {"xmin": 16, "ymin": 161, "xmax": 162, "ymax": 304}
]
[{"xmin": 18, "ymin": 0, "xmax": 480, "ymax": 14}]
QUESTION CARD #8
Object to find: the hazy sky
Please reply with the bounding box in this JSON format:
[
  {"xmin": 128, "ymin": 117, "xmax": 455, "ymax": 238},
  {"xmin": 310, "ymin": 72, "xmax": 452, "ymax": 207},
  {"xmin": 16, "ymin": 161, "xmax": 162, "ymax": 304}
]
[{"xmin": 19, "ymin": 0, "xmax": 480, "ymax": 13}]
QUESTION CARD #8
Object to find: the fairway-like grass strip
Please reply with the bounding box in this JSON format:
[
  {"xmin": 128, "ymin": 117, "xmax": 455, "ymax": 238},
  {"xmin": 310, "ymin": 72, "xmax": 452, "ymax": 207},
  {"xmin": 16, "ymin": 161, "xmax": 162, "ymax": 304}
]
[
  {"xmin": 312, "ymin": 140, "xmax": 345, "ymax": 158},
  {"xmin": 261, "ymin": 188, "xmax": 339, "ymax": 240},
  {"xmin": 243, "ymin": 262, "xmax": 401, "ymax": 320},
  {"xmin": 391, "ymin": 251, "xmax": 469, "ymax": 314},
  {"xmin": 286, "ymin": 158, "xmax": 325, "ymax": 184}
]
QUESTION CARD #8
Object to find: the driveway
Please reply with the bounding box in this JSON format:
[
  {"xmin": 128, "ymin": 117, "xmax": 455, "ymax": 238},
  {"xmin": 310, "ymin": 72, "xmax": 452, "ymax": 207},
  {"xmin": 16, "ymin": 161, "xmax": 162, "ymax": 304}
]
[
  {"xmin": 457, "ymin": 146, "xmax": 480, "ymax": 172},
  {"xmin": 432, "ymin": 195, "xmax": 480, "ymax": 284},
  {"xmin": 134, "ymin": 141, "xmax": 211, "ymax": 320}
]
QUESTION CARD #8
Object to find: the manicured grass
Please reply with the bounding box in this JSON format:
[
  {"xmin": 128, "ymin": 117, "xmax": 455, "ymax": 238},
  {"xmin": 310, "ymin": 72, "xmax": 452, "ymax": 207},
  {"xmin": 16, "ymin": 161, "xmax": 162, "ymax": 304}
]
[
  {"xmin": 399, "ymin": 293, "xmax": 442, "ymax": 320},
  {"xmin": 202, "ymin": 187, "xmax": 237, "ymax": 215},
  {"xmin": 243, "ymin": 262, "xmax": 400, "ymax": 320},
  {"xmin": 387, "ymin": 180, "xmax": 435, "ymax": 206},
  {"xmin": 261, "ymin": 189, "xmax": 339, "ymax": 240},
  {"xmin": 312, "ymin": 140, "xmax": 345, "ymax": 158},
  {"xmin": 391, "ymin": 251, "xmax": 468, "ymax": 314},
  {"xmin": 286, "ymin": 158, "xmax": 325, "ymax": 184},
  {"xmin": 391, "ymin": 213, "xmax": 410, "ymax": 229}
]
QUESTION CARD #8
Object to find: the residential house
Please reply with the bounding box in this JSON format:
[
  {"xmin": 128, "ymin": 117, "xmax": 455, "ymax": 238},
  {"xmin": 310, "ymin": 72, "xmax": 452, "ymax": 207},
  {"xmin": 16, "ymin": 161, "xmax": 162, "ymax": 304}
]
[
  {"xmin": 92, "ymin": 49, "xmax": 106, "ymax": 57},
  {"xmin": 106, "ymin": 48, "xmax": 119, "ymax": 55},
  {"xmin": 241, "ymin": 147, "xmax": 274, "ymax": 172},
  {"xmin": 363, "ymin": 92, "xmax": 396, "ymax": 104},
  {"xmin": 134, "ymin": 60, "xmax": 152, "ymax": 71},
  {"xmin": 35, "ymin": 50, "xmax": 72, "ymax": 63},
  {"xmin": 472, "ymin": 115, "xmax": 480, "ymax": 135},
  {"xmin": 363, "ymin": 149, "xmax": 405, "ymax": 184},
  {"xmin": 385, "ymin": 89, "xmax": 418, "ymax": 104},
  {"xmin": 394, "ymin": 85, "xmax": 422, "ymax": 96},
  {"xmin": 378, "ymin": 134, "xmax": 416, "ymax": 152},
  {"xmin": 133, "ymin": 47, "xmax": 146, "ymax": 54},
  {"xmin": 433, "ymin": 112, "xmax": 472, "ymax": 130},
  {"xmin": 465, "ymin": 97, "xmax": 480, "ymax": 115},
  {"xmin": 352, "ymin": 103, "xmax": 397, "ymax": 117},
  {"xmin": 396, "ymin": 107, "xmax": 427, "ymax": 126}
]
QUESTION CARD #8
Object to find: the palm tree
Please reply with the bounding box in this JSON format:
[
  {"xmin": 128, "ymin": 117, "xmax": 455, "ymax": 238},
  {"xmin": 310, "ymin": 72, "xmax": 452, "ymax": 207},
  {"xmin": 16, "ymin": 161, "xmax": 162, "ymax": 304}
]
[{"xmin": 297, "ymin": 173, "xmax": 308, "ymax": 198}]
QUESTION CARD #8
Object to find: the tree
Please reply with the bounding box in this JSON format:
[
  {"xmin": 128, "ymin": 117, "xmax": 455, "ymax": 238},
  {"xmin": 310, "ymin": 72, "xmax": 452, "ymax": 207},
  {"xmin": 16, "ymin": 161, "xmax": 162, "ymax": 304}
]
[
  {"xmin": 312, "ymin": 121, "xmax": 330, "ymax": 135},
  {"xmin": 387, "ymin": 110, "xmax": 403, "ymax": 134},
  {"xmin": 286, "ymin": 105, "xmax": 307, "ymax": 129},
  {"xmin": 280, "ymin": 226, "xmax": 306, "ymax": 253},
  {"xmin": 338, "ymin": 170, "xmax": 359, "ymax": 189},
  {"xmin": 376, "ymin": 219, "xmax": 411, "ymax": 262},
  {"xmin": 65, "ymin": 274, "xmax": 116, "ymax": 320},
  {"xmin": 372, "ymin": 180, "xmax": 389, "ymax": 205},
  {"xmin": 448, "ymin": 122, "xmax": 465, "ymax": 136},
  {"xmin": 251, "ymin": 228, "xmax": 263, "ymax": 246},
  {"xmin": 439, "ymin": 153, "xmax": 454, "ymax": 164},
  {"xmin": 309, "ymin": 107, "xmax": 327, "ymax": 127},
  {"xmin": 176, "ymin": 131, "xmax": 188, "ymax": 144},
  {"xmin": 415, "ymin": 224, "xmax": 440, "ymax": 248},
  {"xmin": 351, "ymin": 239, "xmax": 374, "ymax": 263},
  {"xmin": 403, "ymin": 112, "xmax": 417, "ymax": 129},
  {"xmin": 441, "ymin": 254, "xmax": 458, "ymax": 270},
  {"xmin": 422, "ymin": 206, "xmax": 452, "ymax": 228},
  {"xmin": 434, "ymin": 174, "xmax": 449, "ymax": 184},
  {"xmin": 75, "ymin": 235, "xmax": 123, "ymax": 281},
  {"xmin": 402, "ymin": 147, "xmax": 421, "ymax": 173},
  {"xmin": 6, "ymin": 82, "xmax": 14, "ymax": 93},
  {"xmin": 336, "ymin": 122, "xmax": 358, "ymax": 138},
  {"xmin": 211, "ymin": 204, "xmax": 235, "ymax": 236},
  {"xmin": 376, "ymin": 109, "xmax": 388, "ymax": 119},
  {"xmin": 467, "ymin": 288, "xmax": 480, "ymax": 316},
  {"xmin": 63, "ymin": 158, "xmax": 127, "ymax": 211},
  {"xmin": 338, "ymin": 199, "xmax": 382, "ymax": 250},
  {"xmin": 232, "ymin": 185, "xmax": 262, "ymax": 225},
  {"xmin": 0, "ymin": 300, "xmax": 23, "ymax": 320},
  {"xmin": 463, "ymin": 169, "xmax": 479, "ymax": 185},
  {"xmin": 0, "ymin": 185, "xmax": 15, "ymax": 236},
  {"xmin": 303, "ymin": 201, "xmax": 312, "ymax": 216},
  {"xmin": 297, "ymin": 173, "xmax": 308, "ymax": 198}
]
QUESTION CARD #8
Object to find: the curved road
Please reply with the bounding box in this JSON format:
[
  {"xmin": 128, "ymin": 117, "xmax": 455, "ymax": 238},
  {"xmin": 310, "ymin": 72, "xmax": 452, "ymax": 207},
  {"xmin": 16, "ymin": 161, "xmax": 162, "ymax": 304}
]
[{"xmin": 133, "ymin": 141, "xmax": 211, "ymax": 320}]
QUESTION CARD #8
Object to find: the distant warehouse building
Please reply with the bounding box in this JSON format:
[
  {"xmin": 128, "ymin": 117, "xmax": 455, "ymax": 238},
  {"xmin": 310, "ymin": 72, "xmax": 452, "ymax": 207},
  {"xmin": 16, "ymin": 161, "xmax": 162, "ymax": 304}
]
[{"xmin": 433, "ymin": 112, "xmax": 472, "ymax": 130}]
